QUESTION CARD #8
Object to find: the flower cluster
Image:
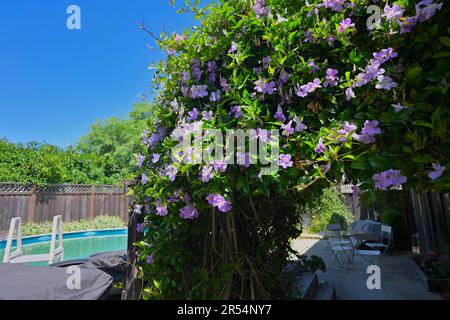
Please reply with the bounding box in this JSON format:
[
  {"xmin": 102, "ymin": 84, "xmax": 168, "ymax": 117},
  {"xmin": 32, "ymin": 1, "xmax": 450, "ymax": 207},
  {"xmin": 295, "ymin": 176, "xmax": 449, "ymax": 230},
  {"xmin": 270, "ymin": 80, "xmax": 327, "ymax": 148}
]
[
  {"xmin": 356, "ymin": 120, "xmax": 381, "ymax": 144},
  {"xmin": 373, "ymin": 169, "xmax": 407, "ymax": 190},
  {"xmin": 206, "ymin": 194, "xmax": 232, "ymax": 213},
  {"xmin": 375, "ymin": 1, "xmax": 443, "ymax": 34}
]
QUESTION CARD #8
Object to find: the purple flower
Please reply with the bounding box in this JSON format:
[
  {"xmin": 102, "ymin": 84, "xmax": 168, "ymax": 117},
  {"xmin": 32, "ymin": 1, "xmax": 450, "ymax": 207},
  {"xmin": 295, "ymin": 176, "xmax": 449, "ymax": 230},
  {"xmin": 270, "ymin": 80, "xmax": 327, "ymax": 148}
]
[
  {"xmin": 399, "ymin": 16, "xmax": 418, "ymax": 34},
  {"xmin": 373, "ymin": 48, "xmax": 398, "ymax": 64},
  {"xmin": 202, "ymin": 110, "xmax": 213, "ymax": 121},
  {"xmin": 156, "ymin": 200, "xmax": 168, "ymax": 216},
  {"xmin": 308, "ymin": 8, "xmax": 319, "ymax": 18},
  {"xmin": 206, "ymin": 194, "xmax": 232, "ymax": 213},
  {"xmin": 304, "ymin": 31, "xmax": 314, "ymax": 43},
  {"xmin": 274, "ymin": 105, "xmax": 286, "ymax": 122},
  {"xmin": 334, "ymin": 121, "xmax": 357, "ymax": 141},
  {"xmin": 314, "ymin": 138, "xmax": 326, "ymax": 154},
  {"xmin": 415, "ymin": 1, "xmax": 442, "ymax": 23},
  {"xmin": 278, "ymin": 154, "xmax": 293, "ymax": 169},
  {"xmin": 262, "ymin": 56, "xmax": 271, "ymax": 69},
  {"xmin": 229, "ymin": 42, "xmax": 238, "ymax": 53},
  {"xmin": 220, "ymin": 78, "xmax": 231, "ymax": 92},
  {"xmin": 179, "ymin": 204, "xmax": 199, "ymax": 219},
  {"xmin": 146, "ymin": 253, "xmax": 154, "ymax": 265},
  {"xmin": 296, "ymin": 78, "xmax": 321, "ymax": 97},
  {"xmin": 229, "ymin": 106, "xmax": 242, "ymax": 119},
  {"xmin": 293, "ymin": 116, "xmax": 307, "ymax": 132},
  {"xmin": 250, "ymin": 128, "xmax": 270, "ymax": 142},
  {"xmin": 276, "ymin": 13, "xmax": 289, "ymax": 23},
  {"xmin": 337, "ymin": 18, "xmax": 354, "ymax": 33},
  {"xmin": 324, "ymin": 68, "xmax": 339, "ymax": 87},
  {"xmin": 210, "ymin": 90, "xmax": 221, "ymax": 102},
  {"xmin": 236, "ymin": 152, "xmax": 251, "ymax": 168},
  {"xmin": 187, "ymin": 108, "xmax": 199, "ymax": 122},
  {"xmin": 428, "ymin": 163, "xmax": 445, "ymax": 180},
  {"xmin": 375, "ymin": 75, "xmax": 397, "ymax": 90},
  {"xmin": 181, "ymin": 72, "xmax": 190, "ymax": 84},
  {"xmin": 165, "ymin": 165, "xmax": 178, "ymax": 182},
  {"xmin": 133, "ymin": 204, "xmax": 143, "ymax": 215},
  {"xmin": 170, "ymin": 99, "xmax": 179, "ymax": 113},
  {"xmin": 326, "ymin": 35, "xmax": 336, "ymax": 45},
  {"xmin": 212, "ymin": 160, "xmax": 228, "ymax": 173},
  {"xmin": 192, "ymin": 67, "xmax": 202, "ymax": 82},
  {"xmin": 321, "ymin": 163, "xmax": 331, "ymax": 174},
  {"xmin": 345, "ymin": 87, "xmax": 356, "ymax": 101},
  {"xmin": 254, "ymin": 78, "xmax": 277, "ymax": 94},
  {"xmin": 383, "ymin": 4, "xmax": 404, "ymax": 21},
  {"xmin": 181, "ymin": 85, "xmax": 190, "ymax": 97},
  {"xmin": 141, "ymin": 173, "xmax": 149, "ymax": 185},
  {"xmin": 252, "ymin": 0, "xmax": 269, "ymax": 18},
  {"xmin": 200, "ymin": 165, "xmax": 214, "ymax": 183},
  {"xmin": 190, "ymin": 85, "xmax": 208, "ymax": 99},
  {"xmin": 168, "ymin": 48, "xmax": 176, "ymax": 56},
  {"xmin": 322, "ymin": 0, "xmax": 347, "ymax": 12},
  {"xmin": 136, "ymin": 154, "xmax": 146, "ymax": 168},
  {"xmin": 136, "ymin": 223, "xmax": 145, "ymax": 233},
  {"xmin": 392, "ymin": 103, "xmax": 407, "ymax": 113},
  {"xmin": 356, "ymin": 60, "xmax": 385, "ymax": 86},
  {"xmin": 207, "ymin": 60, "xmax": 217, "ymax": 73},
  {"xmin": 356, "ymin": 120, "xmax": 381, "ymax": 144},
  {"xmin": 281, "ymin": 120, "xmax": 294, "ymax": 136},
  {"xmin": 308, "ymin": 60, "xmax": 320, "ymax": 73},
  {"xmin": 151, "ymin": 153, "xmax": 160, "ymax": 164},
  {"xmin": 373, "ymin": 169, "xmax": 407, "ymax": 190},
  {"xmin": 278, "ymin": 68, "xmax": 291, "ymax": 85},
  {"xmin": 174, "ymin": 33, "xmax": 186, "ymax": 42}
]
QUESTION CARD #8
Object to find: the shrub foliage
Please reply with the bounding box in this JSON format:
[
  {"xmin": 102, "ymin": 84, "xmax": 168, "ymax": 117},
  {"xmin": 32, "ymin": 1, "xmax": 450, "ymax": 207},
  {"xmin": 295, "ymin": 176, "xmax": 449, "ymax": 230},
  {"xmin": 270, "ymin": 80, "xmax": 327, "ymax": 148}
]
[{"xmin": 131, "ymin": 0, "xmax": 449, "ymax": 299}]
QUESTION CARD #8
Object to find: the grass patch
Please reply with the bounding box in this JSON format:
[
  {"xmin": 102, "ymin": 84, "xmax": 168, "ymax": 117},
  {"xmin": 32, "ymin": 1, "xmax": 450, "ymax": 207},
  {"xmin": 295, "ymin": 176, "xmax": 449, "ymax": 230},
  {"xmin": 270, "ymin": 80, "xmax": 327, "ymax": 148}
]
[{"xmin": 20, "ymin": 215, "xmax": 126, "ymax": 237}]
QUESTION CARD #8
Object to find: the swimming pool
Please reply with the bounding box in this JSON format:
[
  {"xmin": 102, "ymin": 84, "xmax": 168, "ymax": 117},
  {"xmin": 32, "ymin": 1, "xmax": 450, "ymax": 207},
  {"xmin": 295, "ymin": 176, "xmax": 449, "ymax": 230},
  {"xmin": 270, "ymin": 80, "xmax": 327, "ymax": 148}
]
[{"xmin": 0, "ymin": 229, "xmax": 128, "ymax": 266}]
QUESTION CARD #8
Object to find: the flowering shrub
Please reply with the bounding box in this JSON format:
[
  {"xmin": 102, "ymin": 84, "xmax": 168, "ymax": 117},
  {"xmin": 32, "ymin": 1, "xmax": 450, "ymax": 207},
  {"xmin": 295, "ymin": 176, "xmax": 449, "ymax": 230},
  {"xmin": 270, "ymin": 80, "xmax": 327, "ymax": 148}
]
[{"xmin": 132, "ymin": 0, "xmax": 449, "ymax": 299}]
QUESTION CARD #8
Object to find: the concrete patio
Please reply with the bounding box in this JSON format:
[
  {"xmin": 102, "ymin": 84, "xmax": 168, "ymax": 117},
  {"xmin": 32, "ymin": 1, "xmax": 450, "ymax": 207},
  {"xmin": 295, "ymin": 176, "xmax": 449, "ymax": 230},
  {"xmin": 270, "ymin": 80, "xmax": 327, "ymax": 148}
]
[{"xmin": 291, "ymin": 237, "xmax": 442, "ymax": 300}]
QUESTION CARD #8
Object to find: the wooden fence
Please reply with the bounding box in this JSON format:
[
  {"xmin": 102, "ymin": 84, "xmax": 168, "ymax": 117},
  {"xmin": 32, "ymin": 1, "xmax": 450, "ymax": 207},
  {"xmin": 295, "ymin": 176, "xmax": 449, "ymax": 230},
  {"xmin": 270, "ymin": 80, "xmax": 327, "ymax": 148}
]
[
  {"xmin": 0, "ymin": 183, "xmax": 129, "ymax": 232},
  {"xmin": 342, "ymin": 185, "xmax": 450, "ymax": 254}
]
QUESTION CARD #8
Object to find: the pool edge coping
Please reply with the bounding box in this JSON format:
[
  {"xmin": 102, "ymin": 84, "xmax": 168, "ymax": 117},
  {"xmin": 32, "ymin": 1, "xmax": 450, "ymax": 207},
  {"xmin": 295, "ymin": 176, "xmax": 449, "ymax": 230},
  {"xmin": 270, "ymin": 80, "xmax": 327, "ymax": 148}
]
[{"xmin": 0, "ymin": 228, "xmax": 128, "ymax": 249}]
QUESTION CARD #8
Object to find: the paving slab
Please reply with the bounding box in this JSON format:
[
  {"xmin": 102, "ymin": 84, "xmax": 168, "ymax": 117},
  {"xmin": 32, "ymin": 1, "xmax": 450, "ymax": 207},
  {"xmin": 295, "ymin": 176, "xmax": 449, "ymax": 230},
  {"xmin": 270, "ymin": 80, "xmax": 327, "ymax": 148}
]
[{"xmin": 291, "ymin": 238, "xmax": 442, "ymax": 300}]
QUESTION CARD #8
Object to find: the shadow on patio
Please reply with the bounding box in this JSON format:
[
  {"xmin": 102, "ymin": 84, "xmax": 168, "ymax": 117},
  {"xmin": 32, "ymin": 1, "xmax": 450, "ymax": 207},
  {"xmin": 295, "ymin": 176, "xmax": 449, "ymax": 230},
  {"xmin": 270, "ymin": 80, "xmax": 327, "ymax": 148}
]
[{"xmin": 291, "ymin": 237, "xmax": 442, "ymax": 300}]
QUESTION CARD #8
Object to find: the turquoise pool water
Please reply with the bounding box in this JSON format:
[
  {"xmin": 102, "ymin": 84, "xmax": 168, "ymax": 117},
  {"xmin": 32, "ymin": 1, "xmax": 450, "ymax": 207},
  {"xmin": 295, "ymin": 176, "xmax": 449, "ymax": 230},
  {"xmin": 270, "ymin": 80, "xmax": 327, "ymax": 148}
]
[{"xmin": 0, "ymin": 229, "xmax": 128, "ymax": 266}]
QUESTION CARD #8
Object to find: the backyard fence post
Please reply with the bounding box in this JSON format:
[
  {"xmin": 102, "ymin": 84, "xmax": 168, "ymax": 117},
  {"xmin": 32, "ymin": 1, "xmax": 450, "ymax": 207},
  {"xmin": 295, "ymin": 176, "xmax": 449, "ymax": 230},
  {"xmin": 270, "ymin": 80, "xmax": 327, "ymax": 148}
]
[
  {"xmin": 27, "ymin": 185, "xmax": 36, "ymax": 223},
  {"xmin": 88, "ymin": 185, "xmax": 96, "ymax": 219}
]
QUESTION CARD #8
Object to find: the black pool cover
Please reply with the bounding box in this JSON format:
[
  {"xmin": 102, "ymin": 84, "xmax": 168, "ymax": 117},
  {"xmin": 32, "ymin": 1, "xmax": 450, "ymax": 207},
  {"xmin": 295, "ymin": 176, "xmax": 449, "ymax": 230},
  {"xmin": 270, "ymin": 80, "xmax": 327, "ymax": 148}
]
[{"xmin": 0, "ymin": 263, "xmax": 113, "ymax": 300}]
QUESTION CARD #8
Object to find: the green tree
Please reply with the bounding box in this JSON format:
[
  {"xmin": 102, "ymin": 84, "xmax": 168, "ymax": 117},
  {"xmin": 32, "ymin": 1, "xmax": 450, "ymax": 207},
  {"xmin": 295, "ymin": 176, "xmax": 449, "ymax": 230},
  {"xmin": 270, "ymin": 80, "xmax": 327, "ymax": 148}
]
[{"xmin": 76, "ymin": 102, "xmax": 157, "ymax": 179}]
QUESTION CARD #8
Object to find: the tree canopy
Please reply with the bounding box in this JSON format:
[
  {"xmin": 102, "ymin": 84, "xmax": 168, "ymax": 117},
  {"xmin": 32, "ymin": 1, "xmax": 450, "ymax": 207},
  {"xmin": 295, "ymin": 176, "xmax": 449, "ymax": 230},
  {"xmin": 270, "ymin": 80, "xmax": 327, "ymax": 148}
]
[{"xmin": 0, "ymin": 102, "xmax": 156, "ymax": 185}]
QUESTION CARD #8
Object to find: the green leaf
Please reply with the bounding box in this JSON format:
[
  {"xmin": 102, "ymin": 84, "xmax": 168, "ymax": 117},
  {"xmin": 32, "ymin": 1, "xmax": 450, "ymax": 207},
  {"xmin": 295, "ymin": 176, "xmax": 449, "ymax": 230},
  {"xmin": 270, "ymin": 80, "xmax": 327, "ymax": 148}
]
[
  {"xmin": 432, "ymin": 51, "xmax": 450, "ymax": 58},
  {"xmin": 439, "ymin": 37, "xmax": 450, "ymax": 47},
  {"xmin": 412, "ymin": 120, "xmax": 434, "ymax": 129},
  {"xmin": 406, "ymin": 66, "xmax": 422, "ymax": 82}
]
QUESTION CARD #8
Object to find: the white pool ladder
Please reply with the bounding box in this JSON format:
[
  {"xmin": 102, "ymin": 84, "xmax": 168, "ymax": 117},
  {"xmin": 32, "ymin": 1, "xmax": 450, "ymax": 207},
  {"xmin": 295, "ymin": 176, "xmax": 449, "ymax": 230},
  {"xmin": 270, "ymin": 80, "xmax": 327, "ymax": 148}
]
[{"xmin": 2, "ymin": 215, "xmax": 64, "ymax": 265}]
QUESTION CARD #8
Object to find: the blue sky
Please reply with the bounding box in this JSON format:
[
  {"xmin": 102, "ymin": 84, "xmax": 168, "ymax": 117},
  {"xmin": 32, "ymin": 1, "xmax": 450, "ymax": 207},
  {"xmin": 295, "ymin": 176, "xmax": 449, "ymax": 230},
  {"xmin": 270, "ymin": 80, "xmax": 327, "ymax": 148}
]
[{"xmin": 0, "ymin": 0, "xmax": 207, "ymax": 147}]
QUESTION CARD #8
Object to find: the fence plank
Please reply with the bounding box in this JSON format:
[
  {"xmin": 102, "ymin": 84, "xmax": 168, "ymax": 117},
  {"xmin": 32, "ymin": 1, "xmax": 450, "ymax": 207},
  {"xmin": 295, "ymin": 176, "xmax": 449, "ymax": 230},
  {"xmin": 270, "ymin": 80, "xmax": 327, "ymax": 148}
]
[{"xmin": 0, "ymin": 183, "xmax": 127, "ymax": 232}]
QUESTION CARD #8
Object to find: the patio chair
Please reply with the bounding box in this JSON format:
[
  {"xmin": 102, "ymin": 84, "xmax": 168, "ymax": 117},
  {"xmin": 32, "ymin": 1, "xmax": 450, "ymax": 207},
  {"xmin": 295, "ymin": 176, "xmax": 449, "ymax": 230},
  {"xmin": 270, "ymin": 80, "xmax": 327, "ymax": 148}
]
[
  {"xmin": 324, "ymin": 226, "xmax": 355, "ymax": 268},
  {"xmin": 325, "ymin": 224, "xmax": 353, "ymax": 246},
  {"xmin": 355, "ymin": 225, "xmax": 392, "ymax": 266},
  {"xmin": 365, "ymin": 225, "xmax": 392, "ymax": 252}
]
